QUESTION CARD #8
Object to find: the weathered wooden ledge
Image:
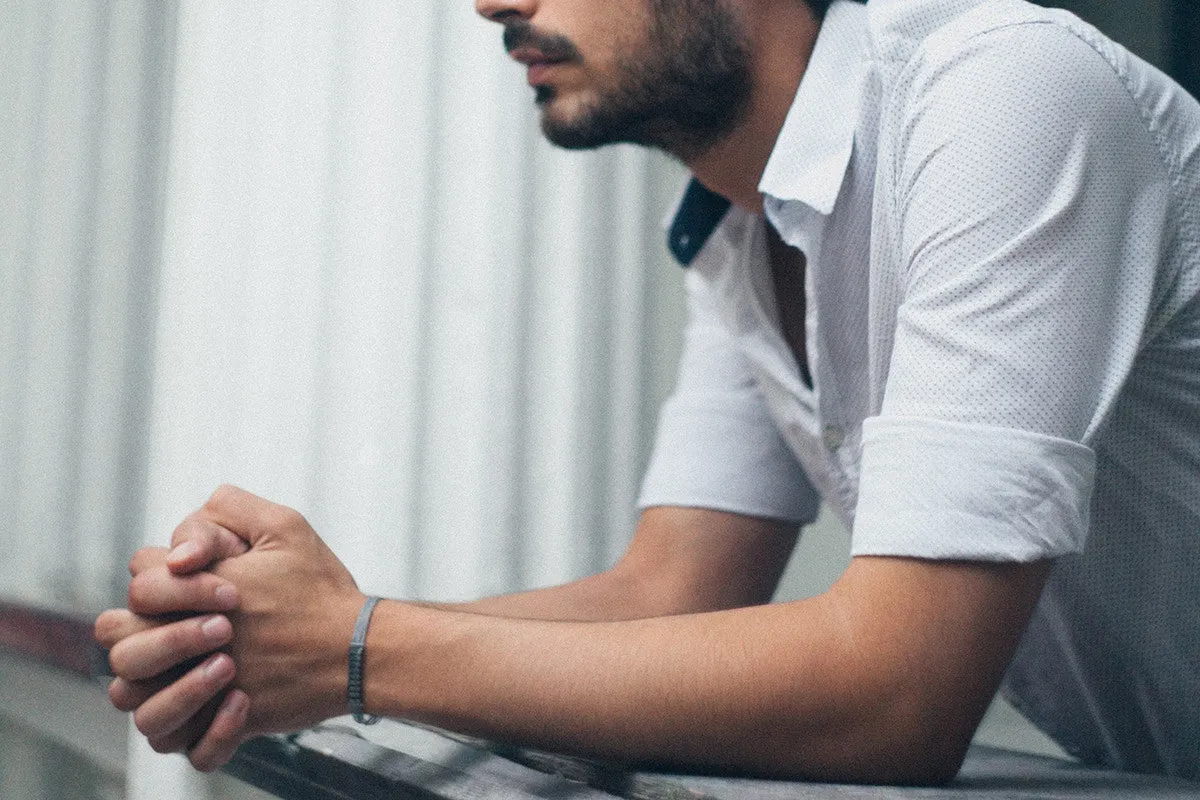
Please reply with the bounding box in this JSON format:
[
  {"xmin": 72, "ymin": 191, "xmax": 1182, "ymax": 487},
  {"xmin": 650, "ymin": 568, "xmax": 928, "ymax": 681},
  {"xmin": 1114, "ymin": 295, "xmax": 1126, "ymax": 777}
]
[{"xmin": 227, "ymin": 719, "xmax": 1200, "ymax": 800}]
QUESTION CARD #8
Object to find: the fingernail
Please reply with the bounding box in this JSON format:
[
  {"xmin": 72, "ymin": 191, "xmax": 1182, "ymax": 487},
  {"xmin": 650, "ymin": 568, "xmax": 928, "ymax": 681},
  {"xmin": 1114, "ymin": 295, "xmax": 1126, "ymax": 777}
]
[
  {"xmin": 168, "ymin": 541, "xmax": 200, "ymax": 564},
  {"xmin": 215, "ymin": 584, "xmax": 238, "ymax": 608},
  {"xmin": 201, "ymin": 615, "xmax": 231, "ymax": 643},
  {"xmin": 204, "ymin": 653, "xmax": 234, "ymax": 681}
]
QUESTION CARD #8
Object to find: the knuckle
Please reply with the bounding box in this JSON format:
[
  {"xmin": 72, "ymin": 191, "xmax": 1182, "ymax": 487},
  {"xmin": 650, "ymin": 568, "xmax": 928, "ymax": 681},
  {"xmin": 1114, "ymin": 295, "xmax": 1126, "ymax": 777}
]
[
  {"xmin": 133, "ymin": 708, "xmax": 158, "ymax": 739},
  {"xmin": 130, "ymin": 567, "xmax": 202, "ymax": 613},
  {"xmin": 170, "ymin": 517, "xmax": 197, "ymax": 548},
  {"xmin": 148, "ymin": 736, "xmax": 178, "ymax": 755},
  {"xmin": 94, "ymin": 611, "xmax": 120, "ymax": 645},
  {"xmin": 109, "ymin": 678, "xmax": 147, "ymax": 712},
  {"xmin": 107, "ymin": 643, "xmax": 129, "ymax": 678},
  {"xmin": 108, "ymin": 679, "xmax": 129, "ymax": 710},
  {"xmin": 112, "ymin": 693, "xmax": 139, "ymax": 713},
  {"xmin": 206, "ymin": 484, "xmax": 239, "ymax": 510},
  {"xmin": 189, "ymin": 750, "xmax": 219, "ymax": 773},
  {"xmin": 129, "ymin": 546, "xmax": 168, "ymax": 576},
  {"xmin": 188, "ymin": 734, "xmax": 231, "ymax": 773},
  {"xmin": 196, "ymin": 521, "xmax": 221, "ymax": 547},
  {"xmin": 268, "ymin": 505, "xmax": 305, "ymax": 531},
  {"xmin": 164, "ymin": 621, "xmax": 201, "ymax": 656},
  {"xmin": 136, "ymin": 706, "xmax": 184, "ymax": 746},
  {"xmin": 175, "ymin": 516, "xmax": 222, "ymax": 551},
  {"xmin": 127, "ymin": 575, "xmax": 154, "ymax": 610},
  {"xmin": 181, "ymin": 671, "xmax": 219, "ymax": 705},
  {"xmin": 217, "ymin": 526, "xmax": 250, "ymax": 555}
]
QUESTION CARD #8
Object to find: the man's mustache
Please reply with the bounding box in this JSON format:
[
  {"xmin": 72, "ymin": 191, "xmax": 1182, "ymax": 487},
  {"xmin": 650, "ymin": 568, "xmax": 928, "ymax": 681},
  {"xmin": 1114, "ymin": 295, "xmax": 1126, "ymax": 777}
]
[{"xmin": 503, "ymin": 20, "xmax": 581, "ymax": 62}]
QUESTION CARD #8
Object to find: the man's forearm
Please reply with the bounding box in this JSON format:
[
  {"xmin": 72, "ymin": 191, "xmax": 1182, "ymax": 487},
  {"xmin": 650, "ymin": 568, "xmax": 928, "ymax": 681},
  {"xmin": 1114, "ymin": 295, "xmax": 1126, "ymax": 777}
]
[
  {"xmin": 418, "ymin": 570, "xmax": 659, "ymax": 621},
  {"xmin": 349, "ymin": 557, "xmax": 1048, "ymax": 785},
  {"xmin": 420, "ymin": 507, "xmax": 798, "ymax": 622}
]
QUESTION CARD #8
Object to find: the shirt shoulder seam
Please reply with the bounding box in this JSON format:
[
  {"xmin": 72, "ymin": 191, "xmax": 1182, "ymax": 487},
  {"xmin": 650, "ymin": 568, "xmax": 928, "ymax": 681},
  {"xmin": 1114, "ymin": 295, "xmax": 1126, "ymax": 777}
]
[{"xmin": 885, "ymin": 17, "xmax": 1190, "ymax": 286}]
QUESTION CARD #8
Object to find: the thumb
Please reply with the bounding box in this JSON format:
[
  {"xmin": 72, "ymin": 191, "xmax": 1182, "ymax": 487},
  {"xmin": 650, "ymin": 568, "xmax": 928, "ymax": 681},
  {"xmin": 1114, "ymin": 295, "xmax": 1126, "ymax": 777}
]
[
  {"xmin": 199, "ymin": 484, "xmax": 308, "ymax": 548},
  {"xmin": 166, "ymin": 516, "xmax": 251, "ymax": 575}
]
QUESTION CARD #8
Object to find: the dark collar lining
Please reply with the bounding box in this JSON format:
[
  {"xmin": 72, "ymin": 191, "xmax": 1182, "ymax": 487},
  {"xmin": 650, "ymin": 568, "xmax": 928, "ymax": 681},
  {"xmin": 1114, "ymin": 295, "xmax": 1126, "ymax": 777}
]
[{"xmin": 667, "ymin": 179, "xmax": 732, "ymax": 266}]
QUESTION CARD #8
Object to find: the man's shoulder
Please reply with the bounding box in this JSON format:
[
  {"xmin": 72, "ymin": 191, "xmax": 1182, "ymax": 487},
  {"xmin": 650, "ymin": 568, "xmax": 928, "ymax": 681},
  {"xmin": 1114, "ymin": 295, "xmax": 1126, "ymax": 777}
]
[
  {"xmin": 868, "ymin": 0, "xmax": 1075, "ymax": 67},
  {"xmin": 888, "ymin": 9, "xmax": 1125, "ymax": 116},
  {"xmin": 870, "ymin": 0, "xmax": 1200, "ymax": 189},
  {"xmin": 867, "ymin": 0, "xmax": 1139, "ymax": 108}
]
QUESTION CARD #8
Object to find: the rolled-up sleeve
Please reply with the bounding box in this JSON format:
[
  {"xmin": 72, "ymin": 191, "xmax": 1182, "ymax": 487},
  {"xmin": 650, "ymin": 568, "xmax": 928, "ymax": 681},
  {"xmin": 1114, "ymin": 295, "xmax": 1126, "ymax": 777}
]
[
  {"xmin": 639, "ymin": 271, "xmax": 820, "ymax": 525},
  {"xmin": 853, "ymin": 417, "xmax": 1095, "ymax": 560}
]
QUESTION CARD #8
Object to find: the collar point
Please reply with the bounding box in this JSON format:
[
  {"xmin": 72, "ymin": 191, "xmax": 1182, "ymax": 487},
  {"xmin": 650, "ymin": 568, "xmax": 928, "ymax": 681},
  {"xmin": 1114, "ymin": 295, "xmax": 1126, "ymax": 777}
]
[{"xmin": 667, "ymin": 179, "xmax": 732, "ymax": 266}]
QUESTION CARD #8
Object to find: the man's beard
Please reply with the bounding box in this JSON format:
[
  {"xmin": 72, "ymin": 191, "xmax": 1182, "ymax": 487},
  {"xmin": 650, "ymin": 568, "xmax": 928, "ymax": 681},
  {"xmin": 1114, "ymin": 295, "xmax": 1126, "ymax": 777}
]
[{"xmin": 506, "ymin": 1, "xmax": 753, "ymax": 161}]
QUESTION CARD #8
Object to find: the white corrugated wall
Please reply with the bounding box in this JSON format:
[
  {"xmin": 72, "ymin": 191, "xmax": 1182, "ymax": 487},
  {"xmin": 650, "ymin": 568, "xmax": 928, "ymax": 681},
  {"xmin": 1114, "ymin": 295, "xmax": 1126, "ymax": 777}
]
[{"xmin": 2, "ymin": 2, "xmax": 687, "ymax": 797}]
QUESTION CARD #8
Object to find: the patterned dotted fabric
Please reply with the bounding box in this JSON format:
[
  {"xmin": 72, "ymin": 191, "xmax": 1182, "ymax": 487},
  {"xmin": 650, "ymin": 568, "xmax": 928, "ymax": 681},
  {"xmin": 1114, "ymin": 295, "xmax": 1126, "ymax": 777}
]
[{"xmin": 639, "ymin": 0, "xmax": 1200, "ymax": 779}]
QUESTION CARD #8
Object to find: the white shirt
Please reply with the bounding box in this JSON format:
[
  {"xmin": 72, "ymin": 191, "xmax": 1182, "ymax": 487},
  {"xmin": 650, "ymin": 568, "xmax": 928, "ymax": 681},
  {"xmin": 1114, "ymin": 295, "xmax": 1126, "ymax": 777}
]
[{"xmin": 639, "ymin": 0, "xmax": 1200, "ymax": 779}]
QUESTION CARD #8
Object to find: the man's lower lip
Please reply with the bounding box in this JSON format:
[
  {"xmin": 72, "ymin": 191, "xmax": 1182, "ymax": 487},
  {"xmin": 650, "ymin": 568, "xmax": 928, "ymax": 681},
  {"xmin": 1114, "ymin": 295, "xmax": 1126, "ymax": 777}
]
[{"xmin": 526, "ymin": 63, "xmax": 558, "ymax": 86}]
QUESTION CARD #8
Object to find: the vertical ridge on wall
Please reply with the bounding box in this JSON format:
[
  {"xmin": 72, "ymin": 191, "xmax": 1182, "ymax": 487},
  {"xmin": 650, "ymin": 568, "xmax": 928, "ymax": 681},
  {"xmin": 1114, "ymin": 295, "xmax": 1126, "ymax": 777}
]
[
  {"xmin": 607, "ymin": 148, "xmax": 663, "ymax": 568},
  {"xmin": 522, "ymin": 147, "xmax": 596, "ymax": 586},
  {"xmin": 0, "ymin": 2, "xmax": 53, "ymax": 604},
  {"xmin": 76, "ymin": 0, "xmax": 177, "ymax": 607},
  {"xmin": 12, "ymin": 0, "xmax": 107, "ymax": 608},
  {"xmin": 0, "ymin": 0, "xmax": 175, "ymax": 612},
  {"xmin": 398, "ymin": 0, "xmax": 446, "ymax": 600},
  {"xmin": 411, "ymin": 0, "xmax": 524, "ymax": 601},
  {"xmin": 483, "ymin": 116, "xmax": 540, "ymax": 598},
  {"xmin": 308, "ymin": 2, "xmax": 437, "ymax": 599}
]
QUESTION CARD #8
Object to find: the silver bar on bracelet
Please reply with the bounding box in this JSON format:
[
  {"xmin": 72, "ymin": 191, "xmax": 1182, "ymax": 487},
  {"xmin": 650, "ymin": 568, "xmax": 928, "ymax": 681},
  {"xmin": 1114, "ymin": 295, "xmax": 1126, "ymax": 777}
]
[{"xmin": 348, "ymin": 595, "xmax": 382, "ymax": 725}]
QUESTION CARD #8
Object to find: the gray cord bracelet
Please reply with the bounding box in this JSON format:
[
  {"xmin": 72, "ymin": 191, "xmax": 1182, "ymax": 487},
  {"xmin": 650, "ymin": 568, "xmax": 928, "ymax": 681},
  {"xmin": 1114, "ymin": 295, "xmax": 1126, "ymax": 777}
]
[{"xmin": 348, "ymin": 595, "xmax": 382, "ymax": 724}]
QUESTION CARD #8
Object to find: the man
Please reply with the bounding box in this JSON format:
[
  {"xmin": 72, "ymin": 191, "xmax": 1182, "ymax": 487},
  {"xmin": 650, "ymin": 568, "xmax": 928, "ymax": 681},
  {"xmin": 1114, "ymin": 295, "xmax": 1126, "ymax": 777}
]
[{"xmin": 96, "ymin": 0, "xmax": 1200, "ymax": 784}]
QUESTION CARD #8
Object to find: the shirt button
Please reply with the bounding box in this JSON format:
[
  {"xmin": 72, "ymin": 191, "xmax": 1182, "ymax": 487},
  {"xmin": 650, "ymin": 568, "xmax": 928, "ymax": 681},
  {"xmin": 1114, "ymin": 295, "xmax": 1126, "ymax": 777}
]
[{"xmin": 822, "ymin": 425, "xmax": 845, "ymax": 452}]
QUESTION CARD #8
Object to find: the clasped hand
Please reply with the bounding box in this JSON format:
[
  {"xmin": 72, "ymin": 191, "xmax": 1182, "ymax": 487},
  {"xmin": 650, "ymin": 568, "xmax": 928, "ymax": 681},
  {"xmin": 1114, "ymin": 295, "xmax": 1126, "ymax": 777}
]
[{"xmin": 94, "ymin": 485, "xmax": 367, "ymax": 771}]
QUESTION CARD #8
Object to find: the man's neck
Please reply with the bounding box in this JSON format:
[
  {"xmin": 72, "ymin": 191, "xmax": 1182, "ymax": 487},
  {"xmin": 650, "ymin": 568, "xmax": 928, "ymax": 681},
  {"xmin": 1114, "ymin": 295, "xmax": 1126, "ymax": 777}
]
[{"xmin": 685, "ymin": 2, "xmax": 821, "ymax": 214}]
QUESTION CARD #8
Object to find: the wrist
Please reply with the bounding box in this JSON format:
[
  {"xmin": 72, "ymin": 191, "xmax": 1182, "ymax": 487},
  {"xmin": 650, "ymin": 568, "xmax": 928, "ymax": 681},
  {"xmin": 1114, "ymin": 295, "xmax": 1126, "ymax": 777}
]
[
  {"xmin": 316, "ymin": 590, "xmax": 370, "ymax": 723},
  {"xmin": 334, "ymin": 600, "xmax": 476, "ymax": 727}
]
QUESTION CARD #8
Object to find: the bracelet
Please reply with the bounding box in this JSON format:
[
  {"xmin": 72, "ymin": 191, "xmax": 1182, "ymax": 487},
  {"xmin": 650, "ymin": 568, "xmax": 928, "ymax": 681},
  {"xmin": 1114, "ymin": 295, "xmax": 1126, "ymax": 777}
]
[{"xmin": 348, "ymin": 595, "xmax": 382, "ymax": 725}]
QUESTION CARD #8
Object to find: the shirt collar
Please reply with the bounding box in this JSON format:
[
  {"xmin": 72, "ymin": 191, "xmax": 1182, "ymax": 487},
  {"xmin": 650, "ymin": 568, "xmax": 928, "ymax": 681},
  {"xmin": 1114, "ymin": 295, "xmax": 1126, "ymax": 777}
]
[
  {"xmin": 758, "ymin": 0, "xmax": 871, "ymax": 215},
  {"xmin": 666, "ymin": 0, "xmax": 871, "ymax": 266}
]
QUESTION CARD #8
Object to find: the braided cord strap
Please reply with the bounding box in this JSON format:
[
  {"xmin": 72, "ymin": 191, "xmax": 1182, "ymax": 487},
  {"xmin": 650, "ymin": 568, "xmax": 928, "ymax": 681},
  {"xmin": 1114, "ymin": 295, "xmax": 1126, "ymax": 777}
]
[{"xmin": 348, "ymin": 595, "xmax": 382, "ymax": 724}]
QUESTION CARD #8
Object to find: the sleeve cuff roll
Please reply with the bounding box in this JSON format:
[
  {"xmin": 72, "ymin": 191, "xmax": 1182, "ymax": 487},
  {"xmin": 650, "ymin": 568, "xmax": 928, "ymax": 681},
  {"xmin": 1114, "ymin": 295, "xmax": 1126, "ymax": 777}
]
[{"xmin": 852, "ymin": 416, "xmax": 1096, "ymax": 561}]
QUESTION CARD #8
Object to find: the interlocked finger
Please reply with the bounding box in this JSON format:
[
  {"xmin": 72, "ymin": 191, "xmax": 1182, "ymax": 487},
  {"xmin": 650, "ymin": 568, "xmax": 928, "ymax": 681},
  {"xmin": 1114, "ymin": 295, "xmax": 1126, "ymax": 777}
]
[
  {"xmin": 109, "ymin": 614, "xmax": 232, "ymax": 681},
  {"xmin": 133, "ymin": 652, "xmax": 236, "ymax": 742},
  {"xmin": 95, "ymin": 608, "xmax": 164, "ymax": 650},
  {"xmin": 127, "ymin": 565, "xmax": 239, "ymax": 616},
  {"xmin": 129, "ymin": 547, "xmax": 170, "ymax": 577},
  {"xmin": 145, "ymin": 691, "xmax": 226, "ymax": 755},
  {"xmin": 108, "ymin": 656, "xmax": 202, "ymax": 712},
  {"xmin": 187, "ymin": 690, "xmax": 250, "ymax": 772}
]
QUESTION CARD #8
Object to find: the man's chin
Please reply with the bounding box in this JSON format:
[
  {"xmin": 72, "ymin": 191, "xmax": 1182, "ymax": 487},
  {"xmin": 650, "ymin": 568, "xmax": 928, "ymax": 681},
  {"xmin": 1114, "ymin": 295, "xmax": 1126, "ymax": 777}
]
[
  {"xmin": 538, "ymin": 103, "xmax": 614, "ymax": 151},
  {"xmin": 541, "ymin": 121, "xmax": 610, "ymax": 151}
]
